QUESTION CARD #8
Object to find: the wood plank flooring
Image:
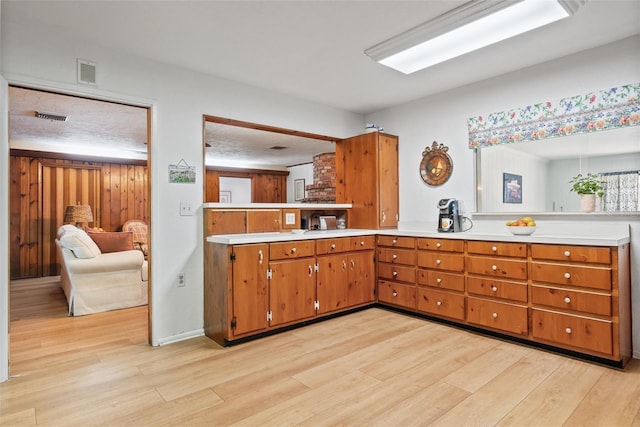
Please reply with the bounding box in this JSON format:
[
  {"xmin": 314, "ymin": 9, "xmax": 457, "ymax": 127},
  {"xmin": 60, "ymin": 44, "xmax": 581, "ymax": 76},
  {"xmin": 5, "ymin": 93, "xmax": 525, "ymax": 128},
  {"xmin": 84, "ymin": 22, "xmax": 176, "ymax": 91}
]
[{"xmin": 2, "ymin": 278, "xmax": 639, "ymax": 426}]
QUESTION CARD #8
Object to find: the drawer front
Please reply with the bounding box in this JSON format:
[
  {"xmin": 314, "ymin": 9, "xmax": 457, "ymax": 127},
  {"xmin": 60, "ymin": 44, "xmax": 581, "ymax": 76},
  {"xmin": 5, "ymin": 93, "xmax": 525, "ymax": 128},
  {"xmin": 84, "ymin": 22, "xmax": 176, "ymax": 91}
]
[
  {"xmin": 350, "ymin": 235, "xmax": 376, "ymax": 251},
  {"xmin": 378, "ymin": 280, "xmax": 416, "ymax": 309},
  {"xmin": 269, "ymin": 240, "xmax": 315, "ymax": 260},
  {"xmin": 416, "ymin": 238, "xmax": 464, "ymax": 252},
  {"xmin": 417, "ymin": 288, "xmax": 465, "ymax": 321},
  {"xmin": 378, "ymin": 263, "xmax": 416, "ymax": 284},
  {"xmin": 417, "ymin": 252, "xmax": 464, "ymax": 272},
  {"xmin": 531, "ymin": 244, "xmax": 611, "ymax": 264},
  {"xmin": 531, "ymin": 309, "xmax": 613, "ymax": 356},
  {"xmin": 467, "ymin": 276, "xmax": 527, "ymax": 303},
  {"xmin": 377, "ymin": 247, "xmax": 416, "ymax": 265},
  {"xmin": 377, "ymin": 235, "xmax": 415, "ymax": 249},
  {"xmin": 467, "ymin": 297, "xmax": 528, "ymax": 336},
  {"xmin": 531, "ymin": 262, "xmax": 611, "ymax": 290},
  {"xmin": 417, "ymin": 269, "xmax": 464, "ymax": 292},
  {"xmin": 531, "ymin": 285, "xmax": 611, "ymax": 316},
  {"xmin": 466, "ymin": 256, "xmax": 527, "ymax": 280},
  {"xmin": 316, "ymin": 237, "xmax": 352, "ymax": 255},
  {"xmin": 467, "ymin": 241, "xmax": 527, "ymax": 257}
]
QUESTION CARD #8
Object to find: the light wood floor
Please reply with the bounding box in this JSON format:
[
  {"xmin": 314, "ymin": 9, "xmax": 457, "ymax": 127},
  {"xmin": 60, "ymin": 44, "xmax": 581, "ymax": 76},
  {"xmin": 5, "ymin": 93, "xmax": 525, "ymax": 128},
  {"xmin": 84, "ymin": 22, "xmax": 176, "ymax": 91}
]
[{"xmin": 2, "ymin": 279, "xmax": 639, "ymax": 426}]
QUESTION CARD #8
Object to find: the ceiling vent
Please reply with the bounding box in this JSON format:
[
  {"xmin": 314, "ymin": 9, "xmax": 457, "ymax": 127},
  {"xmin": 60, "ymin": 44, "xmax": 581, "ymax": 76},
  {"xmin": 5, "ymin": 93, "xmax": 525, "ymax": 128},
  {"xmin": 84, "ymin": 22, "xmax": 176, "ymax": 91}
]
[
  {"xmin": 77, "ymin": 58, "xmax": 97, "ymax": 86},
  {"xmin": 269, "ymin": 146, "xmax": 288, "ymax": 150},
  {"xmin": 36, "ymin": 112, "xmax": 68, "ymax": 122}
]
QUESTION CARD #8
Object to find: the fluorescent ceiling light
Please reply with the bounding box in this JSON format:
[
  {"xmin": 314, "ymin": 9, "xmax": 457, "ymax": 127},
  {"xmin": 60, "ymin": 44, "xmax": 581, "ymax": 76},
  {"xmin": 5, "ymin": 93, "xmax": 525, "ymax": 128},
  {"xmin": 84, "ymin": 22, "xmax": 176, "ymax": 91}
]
[{"xmin": 365, "ymin": 0, "xmax": 585, "ymax": 74}]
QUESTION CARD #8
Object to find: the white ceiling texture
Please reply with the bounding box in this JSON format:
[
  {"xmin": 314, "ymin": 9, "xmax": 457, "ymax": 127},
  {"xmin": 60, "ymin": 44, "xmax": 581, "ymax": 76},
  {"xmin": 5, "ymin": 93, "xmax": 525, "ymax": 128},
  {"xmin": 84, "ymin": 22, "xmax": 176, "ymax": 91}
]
[{"xmin": 5, "ymin": 1, "xmax": 640, "ymax": 167}]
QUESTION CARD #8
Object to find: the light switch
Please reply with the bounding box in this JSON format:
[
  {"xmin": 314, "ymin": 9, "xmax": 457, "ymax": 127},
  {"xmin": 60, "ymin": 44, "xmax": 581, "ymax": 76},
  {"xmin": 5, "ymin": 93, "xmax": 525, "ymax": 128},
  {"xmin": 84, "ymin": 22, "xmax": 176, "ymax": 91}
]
[
  {"xmin": 285, "ymin": 212, "xmax": 296, "ymax": 225},
  {"xmin": 180, "ymin": 201, "xmax": 195, "ymax": 216}
]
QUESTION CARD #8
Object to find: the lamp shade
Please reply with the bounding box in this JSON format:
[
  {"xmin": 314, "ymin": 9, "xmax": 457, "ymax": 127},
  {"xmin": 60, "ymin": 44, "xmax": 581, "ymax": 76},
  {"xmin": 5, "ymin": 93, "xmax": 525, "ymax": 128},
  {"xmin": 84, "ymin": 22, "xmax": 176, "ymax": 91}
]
[{"xmin": 64, "ymin": 205, "xmax": 94, "ymax": 226}]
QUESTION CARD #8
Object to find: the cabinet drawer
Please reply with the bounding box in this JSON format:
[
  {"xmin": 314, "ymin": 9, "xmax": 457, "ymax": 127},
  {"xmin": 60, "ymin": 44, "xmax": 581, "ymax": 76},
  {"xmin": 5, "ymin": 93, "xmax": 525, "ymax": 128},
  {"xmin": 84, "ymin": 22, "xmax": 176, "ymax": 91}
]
[
  {"xmin": 531, "ymin": 285, "xmax": 611, "ymax": 316},
  {"xmin": 467, "ymin": 297, "xmax": 528, "ymax": 336},
  {"xmin": 377, "ymin": 235, "xmax": 415, "ymax": 249},
  {"xmin": 377, "ymin": 247, "xmax": 416, "ymax": 265},
  {"xmin": 531, "ymin": 309, "xmax": 613, "ymax": 356},
  {"xmin": 466, "ymin": 256, "xmax": 527, "ymax": 280},
  {"xmin": 417, "ymin": 269, "xmax": 464, "ymax": 292},
  {"xmin": 269, "ymin": 240, "xmax": 315, "ymax": 260},
  {"xmin": 350, "ymin": 235, "xmax": 376, "ymax": 251},
  {"xmin": 378, "ymin": 280, "xmax": 416, "ymax": 309},
  {"xmin": 467, "ymin": 276, "xmax": 527, "ymax": 303},
  {"xmin": 417, "ymin": 252, "xmax": 464, "ymax": 272},
  {"xmin": 467, "ymin": 241, "xmax": 526, "ymax": 257},
  {"xmin": 531, "ymin": 244, "xmax": 611, "ymax": 264},
  {"xmin": 378, "ymin": 263, "xmax": 415, "ymax": 284},
  {"xmin": 316, "ymin": 237, "xmax": 353, "ymax": 255},
  {"xmin": 531, "ymin": 262, "xmax": 611, "ymax": 290},
  {"xmin": 417, "ymin": 288, "xmax": 465, "ymax": 321},
  {"xmin": 416, "ymin": 238, "xmax": 464, "ymax": 252}
]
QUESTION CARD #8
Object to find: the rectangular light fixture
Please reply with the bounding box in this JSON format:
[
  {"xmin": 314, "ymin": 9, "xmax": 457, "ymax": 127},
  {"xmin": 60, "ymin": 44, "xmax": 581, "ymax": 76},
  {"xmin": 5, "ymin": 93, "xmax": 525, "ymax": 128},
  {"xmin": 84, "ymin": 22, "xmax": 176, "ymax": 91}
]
[{"xmin": 365, "ymin": 0, "xmax": 585, "ymax": 74}]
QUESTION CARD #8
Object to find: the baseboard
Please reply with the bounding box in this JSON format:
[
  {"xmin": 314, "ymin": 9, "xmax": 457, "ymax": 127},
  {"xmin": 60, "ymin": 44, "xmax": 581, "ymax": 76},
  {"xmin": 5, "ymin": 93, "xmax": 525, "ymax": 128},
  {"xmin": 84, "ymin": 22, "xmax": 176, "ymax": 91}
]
[{"xmin": 156, "ymin": 328, "xmax": 204, "ymax": 346}]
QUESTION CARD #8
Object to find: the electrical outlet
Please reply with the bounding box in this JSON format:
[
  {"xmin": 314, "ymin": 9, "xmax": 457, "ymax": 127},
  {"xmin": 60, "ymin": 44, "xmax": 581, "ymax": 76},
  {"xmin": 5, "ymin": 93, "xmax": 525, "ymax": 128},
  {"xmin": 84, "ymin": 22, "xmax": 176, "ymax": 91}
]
[
  {"xmin": 180, "ymin": 201, "xmax": 195, "ymax": 216},
  {"xmin": 177, "ymin": 272, "xmax": 186, "ymax": 287}
]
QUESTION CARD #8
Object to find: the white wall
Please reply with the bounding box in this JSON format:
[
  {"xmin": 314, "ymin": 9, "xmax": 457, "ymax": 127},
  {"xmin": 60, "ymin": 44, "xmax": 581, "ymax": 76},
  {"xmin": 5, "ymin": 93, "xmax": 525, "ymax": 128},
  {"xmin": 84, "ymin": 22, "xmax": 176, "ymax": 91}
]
[
  {"xmin": 0, "ymin": 18, "xmax": 364, "ymax": 360},
  {"xmin": 367, "ymin": 35, "xmax": 640, "ymax": 358},
  {"xmin": 219, "ymin": 177, "xmax": 251, "ymax": 203},
  {"xmin": 287, "ymin": 163, "xmax": 313, "ymax": 203}
]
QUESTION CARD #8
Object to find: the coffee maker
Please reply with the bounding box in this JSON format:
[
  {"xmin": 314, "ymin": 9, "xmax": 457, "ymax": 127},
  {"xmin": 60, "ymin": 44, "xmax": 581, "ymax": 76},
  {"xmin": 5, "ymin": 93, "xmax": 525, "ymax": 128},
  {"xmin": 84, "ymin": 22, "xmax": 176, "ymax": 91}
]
[{"xmin": 438, "ymin": 198, "xmax": 462, "ymax": 232}]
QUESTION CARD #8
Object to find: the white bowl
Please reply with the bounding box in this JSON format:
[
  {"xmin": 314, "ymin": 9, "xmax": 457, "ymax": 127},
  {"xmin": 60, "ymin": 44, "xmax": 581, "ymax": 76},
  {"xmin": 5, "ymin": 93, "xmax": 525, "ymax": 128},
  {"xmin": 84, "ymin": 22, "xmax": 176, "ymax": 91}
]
[{"xmin": 507, "ymin": 226, "xmax": 536, "ymax": 235}]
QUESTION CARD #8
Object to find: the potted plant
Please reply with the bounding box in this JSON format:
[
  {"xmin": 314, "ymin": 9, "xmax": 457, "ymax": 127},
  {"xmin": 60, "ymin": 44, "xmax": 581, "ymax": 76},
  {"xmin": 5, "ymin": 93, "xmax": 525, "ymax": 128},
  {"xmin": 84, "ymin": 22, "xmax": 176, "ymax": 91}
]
[{"xmin": 569, "ymin": 173, "xmax": 604, "ymax": 212}]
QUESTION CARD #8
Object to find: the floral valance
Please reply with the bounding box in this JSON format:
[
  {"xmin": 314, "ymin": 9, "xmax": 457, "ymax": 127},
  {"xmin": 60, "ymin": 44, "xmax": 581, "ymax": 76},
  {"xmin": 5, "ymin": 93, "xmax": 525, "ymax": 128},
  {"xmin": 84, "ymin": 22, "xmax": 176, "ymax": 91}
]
[{"xmin": 468, "ymin": 83, "xmax": 640, "ymax": 149}]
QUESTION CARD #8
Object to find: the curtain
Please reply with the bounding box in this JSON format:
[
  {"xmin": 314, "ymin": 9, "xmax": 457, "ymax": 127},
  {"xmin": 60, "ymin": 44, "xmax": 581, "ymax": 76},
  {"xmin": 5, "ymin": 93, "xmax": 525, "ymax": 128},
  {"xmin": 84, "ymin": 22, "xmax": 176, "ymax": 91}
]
[{"xmin": 600, "ymin": 171, "xmax": 639, "ymax": 212}]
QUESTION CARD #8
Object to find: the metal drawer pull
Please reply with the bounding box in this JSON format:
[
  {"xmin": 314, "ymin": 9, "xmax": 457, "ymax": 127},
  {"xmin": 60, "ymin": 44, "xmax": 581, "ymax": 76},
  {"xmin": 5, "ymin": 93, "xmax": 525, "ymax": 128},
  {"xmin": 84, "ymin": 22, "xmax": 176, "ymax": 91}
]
[
  {"xmin": 360, "ymin": 241, "xmax": 365, "ymax": 246},
  {"xmin": 564, "ymin": 250, "xmax": 571, "ymax": 257},
  {"xmin": 436, "ymin": 278, "xmax": 442, "ymax": 283},
  {"xmin": 492, "ymin": 312, "xmax": 498, "ymax": 319},
  {"xmin": 436, "ymin": 301, "xmax": 442, "ymax": 306},
  {"xmin": 436, "ymin": 259, "xmax": 441, "ymax": 265},
  {"xmin": 351, "ymin": 260, "xmax": 355, "ymax": 268},
  {"xmin": 392, "ymin": 254, "xmax": 398, "ymax": 259},
  {"xmin": 492, "ymin": 265, "xmax": 498, "ymax": 271},
  {"xmin": 392, "ymin": 291, "xmax": 398, "ymax": 297},
  {"xmin": 258, "ymin": 250, "xmax": 263, "ymax": 264},
  {"xmin": 565, "ymin": 327, "xmax": 572, "ymax": 334},
  {"xmin": 342, "ymin": 260, "xmax": 347, "ymax": 270},
  {"xmin": 436, "ymin": 243, "xmax": 441, "ymax": 248},
  {"xmin": 392, "ymin": 239, "xmax": 397, "ymax": 244},
  {"xmin": 492, "ymin": 246, "xmax": 497, "ymax": 252},
  {"xmin": 564, "ymin": 272, "xmax": 571, "ymax": 279},
  {"xmin": 291, "ymin": 247, "xmax": 297, "ymax": 253},
  {"xmin": 491, "ymin": 286, "xmax": 498, "ymax": 292},
  {"xmin": 308, "ymin": 265, "xmax": 313, "ymax": 277},
  {"xmin": 330, "ymin": 244, "xmax": 336, "ymax": 249},
  {"xmin": 564, "ymin": 297, "xmax": 571, "ymax": 303},
  {"xmin": 392, "ymin": 271, "xmax": 398, "ymax": 277}
]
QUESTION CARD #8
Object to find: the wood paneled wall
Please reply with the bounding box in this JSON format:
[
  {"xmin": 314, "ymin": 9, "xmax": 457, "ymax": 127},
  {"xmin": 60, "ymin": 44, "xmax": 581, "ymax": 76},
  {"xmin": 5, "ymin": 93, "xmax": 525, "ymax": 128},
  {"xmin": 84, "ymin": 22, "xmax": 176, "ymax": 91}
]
[
  {"xmin": 10, "ymin": 153, "xmax": 148, "ymax": 279},
  {"xmin": 205, "ymin": 168, "xmax": 287, "ymax": 203}
]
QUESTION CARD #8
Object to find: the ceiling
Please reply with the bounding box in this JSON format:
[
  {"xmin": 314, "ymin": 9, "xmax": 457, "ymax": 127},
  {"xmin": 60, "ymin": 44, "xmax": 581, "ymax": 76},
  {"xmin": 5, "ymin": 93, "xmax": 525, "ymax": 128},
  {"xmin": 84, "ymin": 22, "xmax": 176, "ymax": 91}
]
[{"xmin": 5, "ymin": 1, "xmax": 640, "ymax": 167}]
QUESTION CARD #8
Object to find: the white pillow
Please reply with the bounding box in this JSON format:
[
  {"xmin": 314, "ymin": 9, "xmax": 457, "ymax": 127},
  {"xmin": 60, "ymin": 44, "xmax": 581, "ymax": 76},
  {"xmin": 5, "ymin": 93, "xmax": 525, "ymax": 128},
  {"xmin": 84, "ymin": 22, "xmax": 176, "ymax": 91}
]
[
  {"xmin": 59, "ymin": 229, "xmax": 101, "ymax": 259},
  {"xmin": 57, "ymin": 224, "xmax": 80, "ymax": 239}
]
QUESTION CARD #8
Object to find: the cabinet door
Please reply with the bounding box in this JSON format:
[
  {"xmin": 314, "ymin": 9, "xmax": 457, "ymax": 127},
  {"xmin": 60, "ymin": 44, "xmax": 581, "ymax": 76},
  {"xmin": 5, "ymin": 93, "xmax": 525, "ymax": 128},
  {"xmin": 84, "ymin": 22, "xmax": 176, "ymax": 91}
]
[
  {"xmin": 347, "ymin": 251, "xmax": 375, "ymax": 306},
  {"xmin": 269, "ymin": 258, "xmax": 316, "ymax": 326},
  {"xmin": 232, "ymin": 244, "xmax": 269, "ymax": 337},
  {"xmin": 316, "ymin": 254, "xmax": 348, "ymax": 314},
  {"xmin": 378, "ymin": 134, "xmax": 398, "ymax": 228},
  {"xmin": 205, "ymin": 210, "xmax": 246, "ymax": 235},
  {"xmin": 247, "ymin": 210, "xmax": 281, "ymax": 233}
]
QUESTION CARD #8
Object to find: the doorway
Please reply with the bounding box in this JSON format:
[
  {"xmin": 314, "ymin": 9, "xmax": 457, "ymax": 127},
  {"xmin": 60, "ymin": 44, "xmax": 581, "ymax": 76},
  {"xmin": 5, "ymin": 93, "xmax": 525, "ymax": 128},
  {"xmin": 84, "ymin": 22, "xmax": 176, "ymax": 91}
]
[{"xmin": 7, "ymin": 86, "xmax": 152, "ymax": 373}]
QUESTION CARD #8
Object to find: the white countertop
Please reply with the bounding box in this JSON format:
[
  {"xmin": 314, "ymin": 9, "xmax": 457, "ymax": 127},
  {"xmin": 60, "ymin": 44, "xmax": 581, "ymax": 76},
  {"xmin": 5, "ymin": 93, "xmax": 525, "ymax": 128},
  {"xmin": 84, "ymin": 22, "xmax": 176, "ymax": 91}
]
[
  {"xmin": 206, "ymin": 226, "xmax": 630, "ymax": 246},
  {"xmin": 203, "ymin": 202, "xmax": 352, "ymax": 209}
]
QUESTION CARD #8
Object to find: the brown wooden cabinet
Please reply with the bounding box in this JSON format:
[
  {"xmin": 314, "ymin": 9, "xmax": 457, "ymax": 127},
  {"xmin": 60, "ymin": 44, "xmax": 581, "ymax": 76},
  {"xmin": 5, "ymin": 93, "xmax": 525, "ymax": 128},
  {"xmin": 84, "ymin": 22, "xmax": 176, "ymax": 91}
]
[
  {"xmin": 416, "ymin": 237, "xmax": 465, "ymax": 321},
  {"xmin": 336, "ymin": 132, "xmax": 398, "ymax": 229}
]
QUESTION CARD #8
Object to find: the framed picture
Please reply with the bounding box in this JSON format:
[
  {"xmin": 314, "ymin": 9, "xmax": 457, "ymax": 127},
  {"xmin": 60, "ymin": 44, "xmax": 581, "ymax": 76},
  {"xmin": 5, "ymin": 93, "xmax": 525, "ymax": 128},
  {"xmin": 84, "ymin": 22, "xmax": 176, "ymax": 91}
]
[
  {"xmin": 219, "ymin": 190, "xmax": 232, "ymax": 203},
  {"xmin": 294, "ymin": 179, "xmax": 305, "ymax": 201},
  {"xmin": 503, "ymin": 173, "xmax": 522, "ymax": 204},
  {"xmin": 168, "ymin": 159, "xmax": 196, "ymax": 184}
]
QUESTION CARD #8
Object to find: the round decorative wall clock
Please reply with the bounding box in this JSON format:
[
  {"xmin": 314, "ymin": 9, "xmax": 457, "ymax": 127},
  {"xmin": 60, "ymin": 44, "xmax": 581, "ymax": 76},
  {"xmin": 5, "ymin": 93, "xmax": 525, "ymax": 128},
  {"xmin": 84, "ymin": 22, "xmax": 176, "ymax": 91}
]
[{"xmin": 420, "ymin": 141, "xmax": 453, "ymax": 186}]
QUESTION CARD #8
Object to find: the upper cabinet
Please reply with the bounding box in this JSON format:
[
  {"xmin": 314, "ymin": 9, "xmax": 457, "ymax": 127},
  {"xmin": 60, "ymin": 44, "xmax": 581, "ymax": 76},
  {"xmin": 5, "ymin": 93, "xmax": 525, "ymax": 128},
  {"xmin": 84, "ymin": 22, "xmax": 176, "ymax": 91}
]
[{"xmin": 336, "ymin": 132, "xmax": 399, "ymax": 229}]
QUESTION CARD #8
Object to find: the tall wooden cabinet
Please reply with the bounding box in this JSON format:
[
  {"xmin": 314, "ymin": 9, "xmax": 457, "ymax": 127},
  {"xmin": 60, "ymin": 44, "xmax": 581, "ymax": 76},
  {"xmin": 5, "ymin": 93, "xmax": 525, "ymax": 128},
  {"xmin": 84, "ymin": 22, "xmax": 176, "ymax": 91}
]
[{"xmin": 336, "ymin": 132, "xmax": 398, "ymax": 229}]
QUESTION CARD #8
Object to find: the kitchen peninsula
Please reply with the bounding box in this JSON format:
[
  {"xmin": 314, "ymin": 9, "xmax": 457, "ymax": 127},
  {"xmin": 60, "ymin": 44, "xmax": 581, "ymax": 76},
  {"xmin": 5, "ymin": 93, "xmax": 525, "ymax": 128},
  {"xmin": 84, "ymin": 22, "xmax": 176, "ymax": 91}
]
[{"xmin": 204, "ymin": 208, "xmax": 632, "ymax": 368}]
